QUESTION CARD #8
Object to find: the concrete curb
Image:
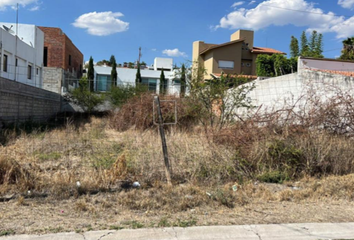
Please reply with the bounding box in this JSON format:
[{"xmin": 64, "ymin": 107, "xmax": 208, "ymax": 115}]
[{"xmin": 2, "ymin": 222, "xmax": 354, "ymax": 240}]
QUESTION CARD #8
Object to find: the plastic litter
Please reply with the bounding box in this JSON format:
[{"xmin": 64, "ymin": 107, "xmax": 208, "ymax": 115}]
[{"xmin": 132, "ymin": 181, "xmax": 141, "ymax": 188}]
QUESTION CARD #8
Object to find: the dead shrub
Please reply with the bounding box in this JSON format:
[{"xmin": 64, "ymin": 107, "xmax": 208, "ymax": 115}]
[
  {"xmin": 110, "ymin": 93, "xmax": 201, "ymax": 132},
  {"xmin": 0, "ymin": 156, "xmax": 35, "ymax": 193}
]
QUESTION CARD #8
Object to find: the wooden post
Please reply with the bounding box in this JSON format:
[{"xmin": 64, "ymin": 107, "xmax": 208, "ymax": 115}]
[{"xmin": 154, "ymin": 96, "xmax": 172, "ymax": 185}]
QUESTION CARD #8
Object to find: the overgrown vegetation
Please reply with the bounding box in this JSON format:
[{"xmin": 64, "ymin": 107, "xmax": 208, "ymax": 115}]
[
  {"xmin": 256, "ymin": 54, "xmax": 297, "ymax": 77},
  {"xmin": 70, "ymin": 78, "xmax": 105, "ymax": 112}
]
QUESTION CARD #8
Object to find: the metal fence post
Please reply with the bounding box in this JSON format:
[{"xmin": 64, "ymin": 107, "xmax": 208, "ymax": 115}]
[{"xmin": 154, "ymin": 95, "xmax": 172, "ymax": 185}]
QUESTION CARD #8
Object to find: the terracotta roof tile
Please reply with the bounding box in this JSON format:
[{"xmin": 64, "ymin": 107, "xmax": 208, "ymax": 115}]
[
  {"xmin": 212, "ymin": 73, "xmax": 258, "ymax": 79},
  {"xmin": 251, "ymin": 47, "xmax": 286, "ymax": 55},
  {"xmin": 308, "ymin": 68, "xmax": 354, "ymax": 77}
]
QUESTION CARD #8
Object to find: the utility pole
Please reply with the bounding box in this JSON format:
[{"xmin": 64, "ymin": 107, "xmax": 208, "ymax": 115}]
[{"xmin": 138, "ymin": 47, "xmax": 142, "ymax": 64}]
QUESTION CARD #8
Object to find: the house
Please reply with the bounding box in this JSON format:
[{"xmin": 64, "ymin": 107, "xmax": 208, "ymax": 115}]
[
  {"xmin": 38, "ymin": 27, "xmax": 84, "ymax": 94},
  {"xmin": 94, "ymin": 58, "xmax": 181, "ymax": 95},
  {"xmin": 192, "ymin": 29, "xmax": 284, "ymax": 79},
  {"xmin": 0, "ymin": 22, "xmax": 44, "ymax": 88}
]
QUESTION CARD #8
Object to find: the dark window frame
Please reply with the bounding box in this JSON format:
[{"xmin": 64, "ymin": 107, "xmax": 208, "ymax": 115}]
[
  {"xmin": 3, "ymin": 54, "xmax": 8, "ymax": 72},
  {"xmin": 27, "ymin": 65, "xmax": 32, "ymax": 80}
]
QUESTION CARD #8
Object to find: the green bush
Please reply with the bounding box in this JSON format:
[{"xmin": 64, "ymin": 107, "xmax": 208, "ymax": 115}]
[
  {"xmin": 108, "ymin": 84, "xmax": 147, "ymax": 107},
  {"xmin": 70, "ymin": 78, "xmax": 105, "ymax": 112}
]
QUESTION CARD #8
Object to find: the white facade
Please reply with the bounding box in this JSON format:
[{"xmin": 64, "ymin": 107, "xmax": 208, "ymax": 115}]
[
  {"xmin": 154, "ymin": 57, "xmax": 173, "ymax": 71},
  {"xmin": 94, "ymin": 65, "xmax": 181, "ymax": 95},
  {"xmin": 0, "ymin": 22, "xmax": 44, "ymax": 88}
]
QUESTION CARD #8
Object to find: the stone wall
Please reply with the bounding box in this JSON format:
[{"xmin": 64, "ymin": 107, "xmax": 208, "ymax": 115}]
[
  {"xmin": 0, "ymin": 77, "xmax": 62, "ymax": 127},
  {"xmin": 42, "ymin": 67, "xmax": 64, "ymax": 94}
]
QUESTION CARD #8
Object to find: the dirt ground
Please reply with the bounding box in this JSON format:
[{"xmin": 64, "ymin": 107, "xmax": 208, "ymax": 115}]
[
  {"xmin": 1, "ymin": 119, "xmax": 354, "ymax": 236},
  {"xmin": 1, "ymin": 191, "xmax": 354, "ymax": 235}
]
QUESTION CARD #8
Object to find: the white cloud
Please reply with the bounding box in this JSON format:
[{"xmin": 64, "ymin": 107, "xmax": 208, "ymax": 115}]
[
  {"xmin": 249, "ymin": 1, "xmax": 256, "ymax": 5},
  {"xmin": 338, "ymin": 0, "xmax": 354, "ymax": 9},
  {"xmin": 162, "ymin": 49, "xmax": 187, "ymax": 57},
  {"xmin": 0, "ymin": 0, "xmax": 38, "ymax": 11},
  {"xmin": 231, "ymin": 1, "xmax": 244, "ymax": 8},
  {"xmin": 73, "ymin": 11, "xmax": 129, "ymax": 36},
  {"xmin": 214, "ymin": 0, "xmax": 354, "ymax": 39},
  {"xmin": 29, "ymin": 5, "xmax": 39, "ymax": 11},
  {"xmin": 151, "ymin": 48, "xmax": 157, "ymax": 52}
]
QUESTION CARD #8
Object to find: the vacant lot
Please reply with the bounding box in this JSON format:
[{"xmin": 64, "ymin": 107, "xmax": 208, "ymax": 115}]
[{"xmin": 1, "ymin": 116, "xmax": 354, "ymax": 236}]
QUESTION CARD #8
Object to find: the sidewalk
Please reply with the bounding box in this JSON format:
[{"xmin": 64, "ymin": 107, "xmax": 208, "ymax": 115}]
[{"xmin": 2, "ymin": 222, "xmax": 354, "ymax": 240}]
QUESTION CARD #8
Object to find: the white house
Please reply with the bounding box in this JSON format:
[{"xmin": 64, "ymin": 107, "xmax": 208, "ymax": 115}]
[
  {"xmin": 0, "ymin": 22, "xmax": 44, "ymax": 88},
  {"xmin": 94, "ymin": 58, "xmax": 182, "ymax": 95}
]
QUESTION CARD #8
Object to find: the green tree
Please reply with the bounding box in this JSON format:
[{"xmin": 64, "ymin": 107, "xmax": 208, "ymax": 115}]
[
  {"xmin": 180, "ymin": 64, "xmax": 186, "ymax": 97},
  {"xmin": 135, "ymin": 63, "xmax": 142, "ymax": 85},
  {"xmin": 111, "ymin": 61, "xmax": 117, "ymax": 88},
  {"xmin": 71, "ymin": 77, "xmax": 104, "ymax": 112},
  {"xmin": 160, "ymin": 69, "xmax": 166, "ymax": 95},
  {"xmin": 189, "ymin": 68, "xmax": 255, "ymax": 130},
  {"xmin": 87, "ymin": 56, "xmax": 95, "ymax": 92},
  {"xmin": 315, "ymin": 33, "xmax": 324, "ymax": 58},
  {"xmin": 290, "ymin": 36, "xmax": 300, "ymax": 58},
  {"xmin": 300, "ymin": 31, "xmax": 309, "ymax": 56},
  {"xmin": 339, "ymin": 37, "xmax": 354, "ymax": 60},
  {"xmin": 109, "ymin": 55, "xmax": 116, "ymax": 66},
  {"xmin": 309, "ymin": 30, "xmax": 318, "ymax": 54},
  {"xmin": 300, "ymin": 31, "xmax": 323, "ymax": 58},
  {"xmin": 256, "ymin": 54, "xmax": 275, "ymax": 77},
  {"xmin": 256, "ymin": 54, "xmax": 297, "ymax": 77},
  {"xmin": 96, "ymin": 59, "xmax": 110, "ymax": 66}
]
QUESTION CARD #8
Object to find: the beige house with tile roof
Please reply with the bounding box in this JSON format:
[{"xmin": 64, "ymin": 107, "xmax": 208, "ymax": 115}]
[{"xmin": 192, "ymin": 30, "xmax": 284, "ymax": 79}]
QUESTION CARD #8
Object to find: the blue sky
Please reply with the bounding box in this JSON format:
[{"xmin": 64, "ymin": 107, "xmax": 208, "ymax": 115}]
[{"xmin": 1, "ymin": 0, "xmax": 354, "ymax": 66}]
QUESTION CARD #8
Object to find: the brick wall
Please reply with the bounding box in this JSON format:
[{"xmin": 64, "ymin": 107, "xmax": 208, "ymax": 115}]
[
  {"xmin": 38, "ymin": 26, "xmax": 83, "ymax": 79},
  {"xmin": 0, "ymin": 77, "xmax": 62, "ymax": 127},
  {"xmin": 39, "ymin": 27, "xmax": 65, "ymax": 69}
]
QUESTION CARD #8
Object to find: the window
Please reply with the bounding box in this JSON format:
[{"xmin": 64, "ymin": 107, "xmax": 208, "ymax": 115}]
[
  {"xmin": 3, "ymin": 54, "xmax": 8, "ymax": 72},
  {"xmin": 142, "ymin": 78, "xmax": 158, "ymax": 92},
  {"xmin": 43, "ymin": 47, "xmax": 48, "ymax": 67},
  {"xmin": 27, "ymin": 65, "xmax": 32, "ymax": 79},
  {"xmin": 36, "ymin": 68, "xmax": 39, "ymax": 75},
  {"xmin": 15, "ymin": 58, "xmax": 18, "ymax": 67},
  {"xmin": 69, "ymin": 55, "xmax": 72, "ymax": 66},
  {"xmin": 218, "ymin": 60, "xmax": 234, "ymax": 69},
  {"xmin": 246, "ymin": 63, "xmax": 251, "ymax": 67}
]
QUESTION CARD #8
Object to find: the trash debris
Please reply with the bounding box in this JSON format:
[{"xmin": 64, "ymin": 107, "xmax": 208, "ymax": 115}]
[
  {"xmin": 132, "ymin": 181, "xmax": 141, "ymax": 188},
  {"xmin": 206, "ymin": 192, "xmax": 212, "ymax": 197},
  {"xmin": 76, "ymin": 181, "xmax": 81, "ymax": 188},
  {"xmin": 232, "ymin": 185, "xmax": 238, "ymax": 192}
]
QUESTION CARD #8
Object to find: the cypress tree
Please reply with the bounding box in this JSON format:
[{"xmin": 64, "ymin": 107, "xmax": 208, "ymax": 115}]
[
  {"xmin": 309, "ymin": 30, "xmax": 318, "ymax": 56},
  {"xmin": 290, "ymin": 36, "xmax": 300, "ymax": 58},
  {"xmin": 180, "ymin": 64, "xmax": 186, "ymax": 97},
  {"xmin": 111, "ymin": 61, "xmax": 117, "ymax": 88},
  {"xmin": 136, "ymin": 63, "xmax": 142, "ymax": 85},
  {"xmin": 315, "ymin": 33, "xmax": 324, "ymax": 58},
  {"xmin": 300, "ymin": 31, "xmax": 309, "ymax": 57},
  {"xmin": 109, "ymin": 55, "xmax": 116, "ymax": 66},
  {"xmin": 88, "ymin": 56, "xmax": 95, "ymax": 91},
  {"xmin": 160, "ymin": 69, "xmax": 166, "ymax": 95}
]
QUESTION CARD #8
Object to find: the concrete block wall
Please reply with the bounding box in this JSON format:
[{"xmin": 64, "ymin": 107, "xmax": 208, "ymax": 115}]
[
  {"xmin": 43, "ymin": 67, "xmax": 64, "ymax": 94},
  {"xmin": 0, "ymin": 77, "xmax": 61, "ymax": 126}
]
